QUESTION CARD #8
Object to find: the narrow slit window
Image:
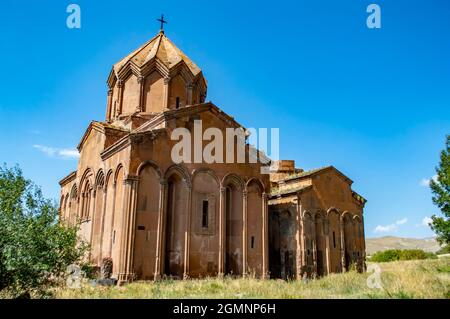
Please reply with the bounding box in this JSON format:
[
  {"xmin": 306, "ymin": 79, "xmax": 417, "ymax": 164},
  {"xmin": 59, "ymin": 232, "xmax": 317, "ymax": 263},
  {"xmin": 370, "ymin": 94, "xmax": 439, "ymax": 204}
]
[
  {"xmin": 176, "ymin": 97, "xmax": 180, "ymax": 109},
  {"xmin": 332, "ymin": 231, "xmax": 336, "ymax": 248},
  {"xmin": 112, "ymin": 230, "xmax": 116, "ymax": 244},
  {"xmin": 251, "ymin": 236, "xmax": 255, "ymax": 249},
  {"xmin": 202, "ymin": 200, "xmax": 209, "ymax": 228}
]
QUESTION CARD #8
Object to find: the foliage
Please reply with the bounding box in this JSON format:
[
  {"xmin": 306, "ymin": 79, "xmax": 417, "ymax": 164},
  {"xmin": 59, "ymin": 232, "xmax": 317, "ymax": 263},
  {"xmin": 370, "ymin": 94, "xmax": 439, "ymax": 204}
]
[
  {"xmin": 54, "ymin": 258, "xmax": 450, "ymax": 299},
  {"xmin": 435, "ymin": 244, "xmax": 450, "ymax": 255},
  {"xmin": 0, "ymin": 164, "xmax": 88, "ymax": 298},
  {"xmin": 370, "ymin": 249, "xmax": 436, "ymax": 263},
  {"xmin": 430, "ymin": 135, "xmax": 450, "ymax": 245}
]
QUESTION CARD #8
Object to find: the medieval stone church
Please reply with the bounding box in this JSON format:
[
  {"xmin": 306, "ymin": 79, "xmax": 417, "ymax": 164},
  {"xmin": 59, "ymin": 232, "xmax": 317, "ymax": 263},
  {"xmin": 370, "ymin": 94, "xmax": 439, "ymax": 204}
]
[{"xmin": 59, "ymin": 28, "xmax": 367, "ymax": 284}]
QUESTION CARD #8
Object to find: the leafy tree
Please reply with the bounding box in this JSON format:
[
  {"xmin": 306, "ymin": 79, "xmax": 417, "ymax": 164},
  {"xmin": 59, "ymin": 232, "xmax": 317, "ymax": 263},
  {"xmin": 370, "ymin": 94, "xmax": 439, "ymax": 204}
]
[
  {"xmin": 370, "ymin": 249, "xmax": 436, "ymax": 262},
  {"xmin": 0, "ymin": 164, "xmax": 88, "ymax": 298},
  {"xmin": 430, "ymin": 135, "xmax": 450, "ymax": 245}
]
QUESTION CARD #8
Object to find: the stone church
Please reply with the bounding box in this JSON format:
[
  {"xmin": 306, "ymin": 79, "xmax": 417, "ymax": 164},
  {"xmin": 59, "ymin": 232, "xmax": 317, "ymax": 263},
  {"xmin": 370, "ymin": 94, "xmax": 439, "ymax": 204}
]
[{"xmin": 59, "ymin": 28, "xmax": 367, "ymax": 284}]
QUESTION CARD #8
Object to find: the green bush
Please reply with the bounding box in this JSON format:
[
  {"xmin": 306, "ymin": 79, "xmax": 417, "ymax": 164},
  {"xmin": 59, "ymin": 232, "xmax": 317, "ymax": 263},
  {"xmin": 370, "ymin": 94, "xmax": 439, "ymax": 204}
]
[
  {"xmin": 435, "ymin": 245, "xmax": 450, "ymax": 255},
  {"xmin": 370, "ymin": 249, "xmax": 437, "ymax": 262},
  {"xmin": 0, "ymin": 164, "xmax": 88, "ymax": 298}
]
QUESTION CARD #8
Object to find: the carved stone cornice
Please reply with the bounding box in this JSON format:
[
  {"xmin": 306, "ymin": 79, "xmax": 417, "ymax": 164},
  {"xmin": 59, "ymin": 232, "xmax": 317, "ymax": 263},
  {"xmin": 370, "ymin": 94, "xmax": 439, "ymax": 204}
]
[
  {"xmin": 100, "ymin": 136, "xmax": 131, "ymax": 161},
  {"xmin": 59, "ymin": 171, "xmax": 77, "ymax": 186},
  {"xmin": 130, "ymin": 134, "xmax": 144, "ymax": 145},
  {"xmin": 124, "ymin": 175, "xmax": 140, "ymax": 185}
]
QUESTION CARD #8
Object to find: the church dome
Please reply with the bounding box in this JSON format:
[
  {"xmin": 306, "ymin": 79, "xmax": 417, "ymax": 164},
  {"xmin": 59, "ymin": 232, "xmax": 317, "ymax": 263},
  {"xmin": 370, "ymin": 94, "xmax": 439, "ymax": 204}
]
[
  {"xmin": 105, "ymin": 31, "xmax": 207, "ymax": 122},
  {"xmin": 112, "ymin": 31, "xmax": 202, "ymax": 79}
]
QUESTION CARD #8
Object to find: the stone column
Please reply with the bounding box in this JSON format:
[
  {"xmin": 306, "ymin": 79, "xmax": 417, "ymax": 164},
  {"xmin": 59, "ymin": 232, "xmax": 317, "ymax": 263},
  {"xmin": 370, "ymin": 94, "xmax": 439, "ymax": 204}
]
[
  {"xmin": 80, "ymin": 193, "xmax": 85, "ymax": 220},
  {"xmin": 312, "ymin": 215, "xmax": 317, "ymax": 278},
  {"xmin": 261, "ymin": 193, "xmax": 269, "ymax": 279},
  {"xmin": 296, "ymin": 198, "xmax": 305, "ymax": 280},
  {"xmin": 340, "ymin": 215, "xmax": 346, "ymax": 272},
  {"xmin": 118, "ymin": 176, "xmax": 139, "ymax": 284},
  {"xmin": 186, "ymin": 82, "xmax": 193, "ymax": 106},
  {"xmin": 242, "ymin": 189, "xmax": 248, "ymax": 276},
  {"xmin": 218, "ymin": 186, "xmax": 226, "ymax": 276},
  {"xmin": 75, "ymin": 195, "xmax": 81, "ymax": 225},
  {"xmin": 324, "ymin": 218, "xmax": 331, "ymax": 275},
  {"xmin": 183, "ymin": 186, "xmax": 192, "ymax": 279},
  {"xmin": 88, "ymin": 188, "xmax": 97, "ymax": 261},
  {"xmin": 116, "ymin": 80, "xmax": 124, "ymax": 117},
  {"xmin": 163, "ymin": 77, "xmax": 170, "ymax": 110},
  {"xmin": 108, "ymin": 182, "xmax": 117, "ymax": 257},
  {"xmin": 99, "ymin": 187, "xmax": 108, "ymax": 263},
  {"xmin": 360, "ymin": 215, "xmax": 367, "ymax": 272},
  {"xmin": 137, "ymin": 76, "xmax": 145, "ymax": 113},
  {"xmin": 106, "ymin": 88, "xmax": 113, "ymax": 121},
  {"xmin": 154, "ymin": 179, "xmax": 167, "ymax": 280}
]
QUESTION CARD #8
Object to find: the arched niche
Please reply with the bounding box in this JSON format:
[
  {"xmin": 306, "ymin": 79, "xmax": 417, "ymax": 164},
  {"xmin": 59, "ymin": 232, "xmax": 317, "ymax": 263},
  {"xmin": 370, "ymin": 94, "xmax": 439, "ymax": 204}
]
[
  {"xmin": 189, "ymin": 169, "xmax": 220, "ymax": 277},
  {"xmin": 163, "ymin": 167, "xmax": 190, "ymax": 278},
  {"xmin": 133, "ymin": 163, "xmax": 161, "ymax": 280},
  {"xmin": 314, "ymin": 211, "xmax": 327, "ymax": 276},
  {"xmin": 327, "ymin": 208, "xmax": 342, "ymax": 273},
  {"xmin": 223, "ymin": 174, "xmax": 244, "ymax": 276},
  {"xmin": 246, "ymin": 179, "xmax": 263, "ymax": 276}
]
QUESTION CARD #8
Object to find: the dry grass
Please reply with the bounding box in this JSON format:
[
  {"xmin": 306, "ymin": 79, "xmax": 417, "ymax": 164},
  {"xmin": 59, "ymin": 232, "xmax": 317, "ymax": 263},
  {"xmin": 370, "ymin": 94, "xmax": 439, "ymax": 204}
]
[{"xmin": 54, "ymin": 258, "xmax": 450, "ymax": 299}]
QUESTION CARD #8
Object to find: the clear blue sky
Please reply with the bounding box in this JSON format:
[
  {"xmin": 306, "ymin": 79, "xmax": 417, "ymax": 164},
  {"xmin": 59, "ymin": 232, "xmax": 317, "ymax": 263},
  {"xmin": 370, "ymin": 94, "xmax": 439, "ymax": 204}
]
[{"xmin": 1, "ymin": 0, "xmax": 449, "ymax": 238}]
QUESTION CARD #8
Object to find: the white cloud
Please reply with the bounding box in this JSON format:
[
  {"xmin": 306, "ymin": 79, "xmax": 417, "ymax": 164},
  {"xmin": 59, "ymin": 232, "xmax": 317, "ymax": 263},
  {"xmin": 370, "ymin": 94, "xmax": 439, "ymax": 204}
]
[
  {"xmin": 373, "ymin": 217, "xmax": 408, "ymax": 233},
  {"xmin": 421, "ymin": 216, "xmax": 433, "ymax": 227},
  {"xmin": 420, "ymin": 175, "xmax": 438, "ymax": 187},
  {"xmin": 59, "ymin": 149, "xmax": 80, "ymax": 158},
  {"xmin": 374, "ymin": 224, "xmax": 398, "ymax": 233},
  {"xmin": 33, "ymin": 145, "xmax": 79, "ymax": 160}
]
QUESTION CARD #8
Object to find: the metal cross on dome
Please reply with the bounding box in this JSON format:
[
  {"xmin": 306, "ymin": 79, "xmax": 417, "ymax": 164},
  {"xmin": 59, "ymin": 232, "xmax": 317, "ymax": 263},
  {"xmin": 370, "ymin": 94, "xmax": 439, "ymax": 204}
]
[{"xmin": 157, "ymin": 14, "xmax": 167, "ymax": 32}]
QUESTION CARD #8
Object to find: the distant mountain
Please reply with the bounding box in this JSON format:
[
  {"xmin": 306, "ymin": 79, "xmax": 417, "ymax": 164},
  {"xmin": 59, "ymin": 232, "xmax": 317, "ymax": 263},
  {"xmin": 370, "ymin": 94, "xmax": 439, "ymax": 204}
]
[{"xmin": 365, "ymin": 236, "xmax": 441, "ymax": 255}]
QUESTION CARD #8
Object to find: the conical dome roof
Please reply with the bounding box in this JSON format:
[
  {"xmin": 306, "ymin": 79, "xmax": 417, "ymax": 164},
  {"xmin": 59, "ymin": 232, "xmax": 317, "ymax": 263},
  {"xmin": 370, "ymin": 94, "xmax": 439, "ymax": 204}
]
[{"xmin": 113, "ymin": 31, "xmax": 202, "ymax": 77}]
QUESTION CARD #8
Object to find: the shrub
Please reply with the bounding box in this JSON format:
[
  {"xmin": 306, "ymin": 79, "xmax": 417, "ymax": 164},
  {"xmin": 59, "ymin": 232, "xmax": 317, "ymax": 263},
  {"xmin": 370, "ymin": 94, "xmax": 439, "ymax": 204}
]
[
  {"xmin": 0, "ymin": 164, "xmax": 88, "ymax": 298},
  {"xmin": 435, "ymin": 245, "xmax": 450, "ymax": 255},
  {"xmin": 370, "ymin": 249, "xmax": 436, "ymax": 262},
  {"xmin": 370, "ymin": 249, "xmax": 401, "ymax": 262}
]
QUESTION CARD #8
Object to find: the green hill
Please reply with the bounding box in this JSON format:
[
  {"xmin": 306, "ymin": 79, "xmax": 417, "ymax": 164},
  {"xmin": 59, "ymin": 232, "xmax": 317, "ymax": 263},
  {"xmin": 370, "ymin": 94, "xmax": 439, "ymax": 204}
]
[{"xmin": 366, "ymin": 236, "xmax": 441, "ymax": 255}]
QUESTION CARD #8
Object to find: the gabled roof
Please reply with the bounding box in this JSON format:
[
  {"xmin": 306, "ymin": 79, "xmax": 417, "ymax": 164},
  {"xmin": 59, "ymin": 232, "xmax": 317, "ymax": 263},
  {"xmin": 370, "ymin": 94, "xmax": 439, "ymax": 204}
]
[
  {"xmin": 270, "ymin": 184, "xmax": 313, "ymax": 197},
  {"xmin": 283, "ymin": 166, "xmax": 353, "ymax": 184},
  {"xmin": 77, "ymin": 121, "xmax": 128, "ymax": 152},
  {"xmin": 133, "ymin": 102, "xmax": 245, "ymax": 134},
  {"xmin": 113, "ymin": 31, "xmax": 202, "ymax": 78}
]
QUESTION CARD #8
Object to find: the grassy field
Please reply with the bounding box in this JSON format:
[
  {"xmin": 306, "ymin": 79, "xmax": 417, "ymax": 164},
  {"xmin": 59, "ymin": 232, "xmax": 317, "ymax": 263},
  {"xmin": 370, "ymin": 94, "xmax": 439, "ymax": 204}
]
[{"xmin": 54, "ymin": 258, "xmax": 450, "ymax": 299}]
